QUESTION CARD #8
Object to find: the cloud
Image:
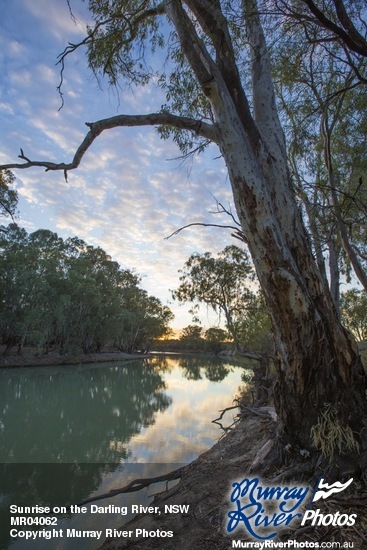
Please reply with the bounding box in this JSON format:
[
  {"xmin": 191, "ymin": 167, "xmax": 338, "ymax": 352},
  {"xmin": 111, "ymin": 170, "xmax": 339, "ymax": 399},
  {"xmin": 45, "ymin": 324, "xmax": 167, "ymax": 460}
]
[
  {"xmin": 9, "ymin": 70, "xmax": 33, "ymax": 88},
  {"xmin": 8, "ymin": 40, "xmax": 24, "ymax": 56},
  {"xmin": 0, "ymin": 0, "xmax": 244, "ymax": 331},
  {"xmin": 22, "ymin": 0, "xmax": 91, "ymax": 41},
  {"xmin": 0, "ymin": 102, "xmax": 14, "ymax": 115},
  {"xmin": 126, "ymin": 361, "xmax": 244, "ymax": 463}
]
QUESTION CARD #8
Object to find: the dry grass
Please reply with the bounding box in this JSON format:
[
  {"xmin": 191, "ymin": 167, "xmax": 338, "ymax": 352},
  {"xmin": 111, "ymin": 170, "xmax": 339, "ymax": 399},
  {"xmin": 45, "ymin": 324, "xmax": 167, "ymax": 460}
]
[{"xmin": 311, "ymin": 403, "xmax": 360, "ymax": 458}]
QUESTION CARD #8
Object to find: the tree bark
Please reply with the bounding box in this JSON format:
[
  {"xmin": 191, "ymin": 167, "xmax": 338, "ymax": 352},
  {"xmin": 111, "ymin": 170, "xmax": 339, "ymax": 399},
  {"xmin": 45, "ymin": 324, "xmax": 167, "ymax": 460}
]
[
  {"xmin": 328, "ymin": 236, "xmax": 341, "ymax": 313},
  {"xmin": 207, "ymin": 0, "xmax": 367, "ymax": 477},
  {"xmin": 1, "ymin": 0, "xmax": 366, "ymax": 479},
  {"xmin": 321, "ymin": 111, "xmax": 367, "ymax": 292},
  {"xmin": 219, "ymin": 118, "xmax": 367, "ymax": 476}
]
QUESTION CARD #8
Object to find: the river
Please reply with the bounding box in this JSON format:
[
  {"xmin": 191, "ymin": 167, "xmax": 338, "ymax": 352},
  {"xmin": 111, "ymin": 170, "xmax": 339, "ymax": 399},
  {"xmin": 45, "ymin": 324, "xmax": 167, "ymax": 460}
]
[{"xmin": 0, "ymin": 355, "xmax": 248, "ymax": 549}]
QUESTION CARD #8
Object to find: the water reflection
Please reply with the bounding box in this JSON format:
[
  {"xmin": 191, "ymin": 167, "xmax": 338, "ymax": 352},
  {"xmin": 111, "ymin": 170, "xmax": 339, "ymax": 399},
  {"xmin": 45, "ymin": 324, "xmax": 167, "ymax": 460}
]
[
  {"xmin": 0, "ymin": 361, "xmax": 170, "ymax": 463},
  {"xmin": 0, "ymin": 356, "xmax": 245, "ymax": 550},
  {"xmin": 160, "ymin": 354, "xmax": 232, "ymax": 381}
]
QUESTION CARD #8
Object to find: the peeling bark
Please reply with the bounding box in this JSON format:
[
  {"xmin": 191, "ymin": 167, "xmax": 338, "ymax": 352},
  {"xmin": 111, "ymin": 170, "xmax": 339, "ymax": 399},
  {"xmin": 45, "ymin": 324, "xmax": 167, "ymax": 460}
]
[
  {"xmin": 1, "ymin": 0, "xmax": 366, "ymax": 478},
  {"xmin": 208, "ymin": 2, "xmax": 367, "ymax": 476}
]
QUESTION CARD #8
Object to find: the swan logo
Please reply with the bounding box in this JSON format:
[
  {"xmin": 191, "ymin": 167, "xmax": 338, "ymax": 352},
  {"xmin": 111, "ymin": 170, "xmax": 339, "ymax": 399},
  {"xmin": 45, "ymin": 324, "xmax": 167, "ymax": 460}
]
[{"xmin": 311, "ymin": 478, "xmax": 354, "ymax": 502}]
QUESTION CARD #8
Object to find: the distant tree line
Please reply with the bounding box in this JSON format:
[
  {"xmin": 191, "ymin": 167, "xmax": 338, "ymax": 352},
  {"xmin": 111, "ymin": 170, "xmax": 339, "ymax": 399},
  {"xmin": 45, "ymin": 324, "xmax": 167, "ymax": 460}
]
[
  {"xmin": 153, "ymin": 326, "xmax": 231, "ymax": 355},
  {"xmin": 0, "ymin": 224, "xmax": 173, "ymax": 356}
]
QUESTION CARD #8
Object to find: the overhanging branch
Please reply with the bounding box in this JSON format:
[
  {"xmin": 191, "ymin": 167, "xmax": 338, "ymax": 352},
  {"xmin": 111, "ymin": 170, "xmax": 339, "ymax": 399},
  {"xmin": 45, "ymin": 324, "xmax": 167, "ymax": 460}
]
[
  {"xmin": 0, "ymin": 113, "xmax": 218, "ymax": 179},
  {"xmin": 165, "ymin": 222, "xmax": 246, "ymax": 243},
  {"xmin": 301, "ymin": 0, "xmax": 367, "ymax": 57}
]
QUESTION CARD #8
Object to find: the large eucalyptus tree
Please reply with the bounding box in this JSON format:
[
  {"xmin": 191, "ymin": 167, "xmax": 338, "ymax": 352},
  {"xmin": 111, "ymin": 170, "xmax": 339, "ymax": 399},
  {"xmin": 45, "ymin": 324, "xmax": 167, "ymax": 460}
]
[
  {"xmin": 271, "ymin": 0, "xmax": 367, "ymax": 303},
  {"xmin": 1, "ymin": 0, "xmax": 366, "ymax": 477}
]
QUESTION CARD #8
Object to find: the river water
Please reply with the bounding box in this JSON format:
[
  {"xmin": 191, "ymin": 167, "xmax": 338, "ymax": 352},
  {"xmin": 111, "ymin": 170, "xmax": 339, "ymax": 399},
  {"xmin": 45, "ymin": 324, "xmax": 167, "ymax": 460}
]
[{"xmin": 0, "ymin": 355, "xmax": 247, "ymax": 549}]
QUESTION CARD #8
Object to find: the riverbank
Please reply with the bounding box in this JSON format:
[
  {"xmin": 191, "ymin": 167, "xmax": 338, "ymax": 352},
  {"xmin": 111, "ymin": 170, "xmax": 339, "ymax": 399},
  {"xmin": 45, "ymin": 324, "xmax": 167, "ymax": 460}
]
[
  {"xmin": 0, "ymin": 347, "xmax": 145, "ymax": 368},
  {"xmin": 100, "ymin": 410, "xmax": 367, "ymax": 550},
  {"xmin": 101, "ymin": 413, "xmax": 275, "ymax": 550},
  {"xmin": 0, "ymin": 347, "xmax": 240, "ymax": 369}
]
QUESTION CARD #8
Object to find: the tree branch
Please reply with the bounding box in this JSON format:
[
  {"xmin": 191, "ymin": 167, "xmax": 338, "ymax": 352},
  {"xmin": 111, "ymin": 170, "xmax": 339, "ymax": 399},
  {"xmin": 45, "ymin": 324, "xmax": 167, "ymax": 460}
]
[
  {"xmin": 57, "ymin": 19, "xmax": 112, "ymax": 110},
  {"xmin": 0, "ymin": 113, "xmax": 218, "ymax": 179},
  {"xmin": 164, "ymin": 0, "xmax": 218, "ymax": 93},
  {"xmin": 57, "ymin": 465, "xmax": 185, "ymax": 513},
  {"xmin": 301, "ymin": 0, "xmax": 367, "ymax": 57},
  {"xmin": 165, "ymin": 221, "xmax": 245, "ymax": 242},
  {"xmin": 244, "ymin": 0, "xmax": 288, "ymax": 157},
  {"xmin": 186, "ymin": 0, "xmax": 260, "ymax": 149},
  {"xmin": 57, "ymin": 2, "xmax": 166, "ymax": 108},
  {"xmin": 333, "ymin": 0, "xmax": 367, "ymax": 52},
  {"xmin": 212, "ymin": 405, "xmax": 239, "ymax": 431}
]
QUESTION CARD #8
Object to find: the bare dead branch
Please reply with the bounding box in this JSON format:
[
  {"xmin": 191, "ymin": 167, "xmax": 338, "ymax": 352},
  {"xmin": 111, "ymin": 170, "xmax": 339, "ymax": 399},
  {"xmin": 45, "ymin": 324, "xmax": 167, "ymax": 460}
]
[
  {"xmin": 0, "ymin": 113, "xmax": 218, "ymax": 179},
  {"xmin": 212, "ymin": 405, "xmax": 239, "ymax": 431},
  {"xmin": 56, "ymin": 18, "xmax": 115, "ymax": 109},
  {"xmin": 165, "ymin": 222, "xmax": 244, "ymax": 241},
  {"xmin": 54, "ymin": 465, "xmax": 185, "ymax": 513},
  {"xmin": 66, "ymin": 0, "xmax": 78, "ymax": 25},
  {"xmin": 209, "ymin": 197, "xmax": 241, "ymax": 227}
]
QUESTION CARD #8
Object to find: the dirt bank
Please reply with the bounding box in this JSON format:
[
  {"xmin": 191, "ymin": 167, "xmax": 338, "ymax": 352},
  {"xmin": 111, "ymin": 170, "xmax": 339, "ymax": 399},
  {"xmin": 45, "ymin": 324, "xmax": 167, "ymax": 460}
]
[
  {"xmin": 101, "ymin": 414, "xmax": 274, "ymax": 550},
  {"xmin": 100, "ymin": 411, "xmax": 367, "ymax": 550},
  {"xmin": 0, "ymin": 347, "xmax": 145, "ymax": 368}
]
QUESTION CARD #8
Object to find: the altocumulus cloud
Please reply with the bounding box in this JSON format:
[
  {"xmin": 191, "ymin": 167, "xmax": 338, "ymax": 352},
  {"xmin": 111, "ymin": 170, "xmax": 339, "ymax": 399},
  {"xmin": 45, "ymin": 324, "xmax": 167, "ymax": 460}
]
[{"xmin": 0, "ymin": 0, "xmax": 241, "ymax": 329}]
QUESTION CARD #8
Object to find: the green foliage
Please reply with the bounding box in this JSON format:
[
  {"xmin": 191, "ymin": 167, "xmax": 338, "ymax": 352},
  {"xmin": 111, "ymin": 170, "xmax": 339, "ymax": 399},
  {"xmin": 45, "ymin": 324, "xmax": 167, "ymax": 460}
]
[
  {"xmin": 179, "ymin": 324, "xmax": 204, "ymax": 351},
  {"xmin": 340, "ymin": 289, "xmax": 367, "ymax": 341},
  {"xmin": 0, "ymin": 224, "xmax": 173, "ymax": 356},
  {"xmin": 173, "ymin": 246, "xmax": 258, "ymax": 349},
  {"xmin": 235, "ymin": 292, "xmax": 272, "ymax": 353},
  {"xmin": 85, "ymin": 0, "xmax": 215, "ymax": 155},
  {"xmin": 117, "ymin": 287, "xmax": 173, "ymax": 353},
  {"xmin": 272, "ymin": 9, "xmax": 367, "ymax": 291},
  {"xmin": 0, "ymin": 170, "xmax": 18, "ymax": 221},
  {"xmin": 204, "ymin": 327, "xmax": 228, "ymax": 354},
  {"xmin": 157, "ymin": 44, "xmax": 213, "ymax": 155},
  {"xmin": 63, "ymin": 0, "xmax": 367, "ymax": 301},
  {"xmin": 86, "ymin": 0, "xmax": 163, "ymax": 87}
]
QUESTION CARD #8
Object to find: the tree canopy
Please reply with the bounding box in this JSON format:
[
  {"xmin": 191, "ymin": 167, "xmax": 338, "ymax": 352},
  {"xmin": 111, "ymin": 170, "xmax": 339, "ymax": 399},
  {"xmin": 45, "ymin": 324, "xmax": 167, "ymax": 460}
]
[
  {"xmin": 1, "ymin": 0, "xmax": 366, "ymax": 476},
  {"xmin": 0, "ymin": 225, "xmax": 173, "ymax": 356},
  {"xmin": 173, "ymin": 245, "xmax": 268, "ymax": 350},
  {"xmin": 0, "ymin": 170, "xmax": 17, "ymax": 222},
  {"xmin": 271, "ymin": 5, "xmax": 367, "ymax": 303},
  {"xmin": 340, "ymin": 289, "xmax": 367, "ymax": 341}
]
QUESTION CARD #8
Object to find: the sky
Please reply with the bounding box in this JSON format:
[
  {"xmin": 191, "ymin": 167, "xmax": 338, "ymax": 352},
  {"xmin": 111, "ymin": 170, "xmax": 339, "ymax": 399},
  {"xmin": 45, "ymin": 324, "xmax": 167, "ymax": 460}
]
[{"xmin": 0, "ymin": 0, "xmax": 239, "ymax": 333}]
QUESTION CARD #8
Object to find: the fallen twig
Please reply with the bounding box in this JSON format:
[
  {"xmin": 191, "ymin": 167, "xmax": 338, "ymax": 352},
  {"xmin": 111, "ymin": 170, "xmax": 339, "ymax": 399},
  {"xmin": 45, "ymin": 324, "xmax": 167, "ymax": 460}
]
[{"xmin": 212, "ymin": 405, "xmax": 239, "ymax": 431}]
